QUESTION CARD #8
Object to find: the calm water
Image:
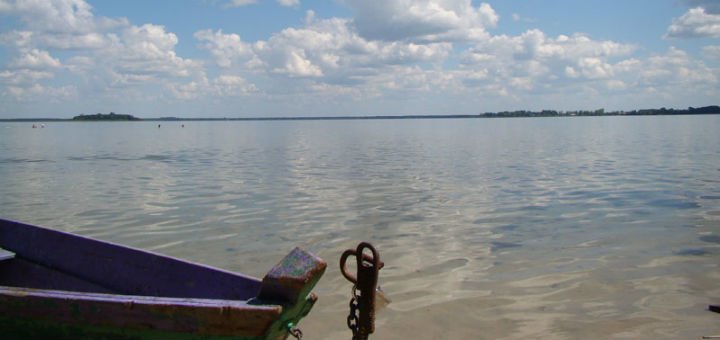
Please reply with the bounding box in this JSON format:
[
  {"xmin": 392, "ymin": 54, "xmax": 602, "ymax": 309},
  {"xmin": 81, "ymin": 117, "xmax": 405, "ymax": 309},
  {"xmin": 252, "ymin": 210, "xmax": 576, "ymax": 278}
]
[{"xmin": 1, "ymin": 116, "xmax": 719, "ymax": 339}]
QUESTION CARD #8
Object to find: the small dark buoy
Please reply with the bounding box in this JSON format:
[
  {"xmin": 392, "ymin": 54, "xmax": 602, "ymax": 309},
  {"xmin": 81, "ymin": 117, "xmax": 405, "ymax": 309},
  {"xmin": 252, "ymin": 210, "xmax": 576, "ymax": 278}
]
[{"xmin": 158, "ymin": 124, "xmax": 161, "ymax": 128}]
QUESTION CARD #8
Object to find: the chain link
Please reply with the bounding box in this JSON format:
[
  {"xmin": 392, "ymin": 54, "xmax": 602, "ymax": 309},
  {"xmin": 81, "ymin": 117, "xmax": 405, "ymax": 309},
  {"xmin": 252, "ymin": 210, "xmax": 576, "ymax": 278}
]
[
  {"xmin": 287, "ymin": 322, "xmax": 303, "ymax": 340},
  {"xmin": 289, "ymin": 327, "xmax": 303, "ymax": 340},
  {"xmin": 347, "ymin": 286, "xmax": 359, "ymax": 340}
]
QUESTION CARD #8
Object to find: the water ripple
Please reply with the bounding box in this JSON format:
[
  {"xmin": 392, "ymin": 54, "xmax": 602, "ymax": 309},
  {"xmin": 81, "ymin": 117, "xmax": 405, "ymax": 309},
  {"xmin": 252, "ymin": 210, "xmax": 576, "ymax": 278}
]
[{"xmin": 1, "ymin": 118, "xmax": 719, "ymax": 339}]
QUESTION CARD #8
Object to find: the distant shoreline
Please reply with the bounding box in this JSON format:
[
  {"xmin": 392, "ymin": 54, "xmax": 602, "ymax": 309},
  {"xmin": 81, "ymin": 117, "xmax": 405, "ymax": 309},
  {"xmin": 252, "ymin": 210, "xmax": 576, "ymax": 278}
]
[{"xmin": 1, "ymin": 106, "xmax": 718, "ymax": 122}]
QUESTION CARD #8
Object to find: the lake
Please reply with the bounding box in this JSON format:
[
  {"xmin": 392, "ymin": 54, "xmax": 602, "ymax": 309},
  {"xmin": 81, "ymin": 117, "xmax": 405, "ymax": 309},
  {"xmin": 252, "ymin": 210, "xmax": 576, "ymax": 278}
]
[{"xmin": 1, "ymin": 116, "xmax": 719, "ymax": 339}]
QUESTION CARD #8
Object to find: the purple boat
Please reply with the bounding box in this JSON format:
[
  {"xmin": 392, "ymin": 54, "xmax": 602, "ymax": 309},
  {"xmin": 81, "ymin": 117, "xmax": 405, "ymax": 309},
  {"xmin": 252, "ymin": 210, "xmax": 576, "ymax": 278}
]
[{"xmin": 0, "ymin": 218, "xmax": 326, "ymax": 339}]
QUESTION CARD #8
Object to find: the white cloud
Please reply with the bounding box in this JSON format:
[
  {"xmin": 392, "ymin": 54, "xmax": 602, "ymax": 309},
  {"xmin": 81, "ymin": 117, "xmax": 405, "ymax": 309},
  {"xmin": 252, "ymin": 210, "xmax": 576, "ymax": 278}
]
[
  {"xmin": 460, "ymin": 29, "xmax": 636, "ymax": 90},
  {"xmin": 0, "ymin": 30, "xmax": 34, "ymax": 48},
  {"xmin": 0, "ymin": 48, "xmax": 63, "ymax": 97},
  {"xmin": 344, "ymin": 0, "xmax": 498, "ymax": 42},
  {"xmin": 187, "ymin": 7, "xmax": 718, "ymax": 112},
  {"xmin": 0, "ymin": 29, "xmax": 108, "ymax": 50},
  {"xmin": 168, "ymin": 75, "xmax": 257, "ymax": 100},
  {"xmin": 0, "ymin": 0, "xmax": 206, "ymax": 103},
  {"xmin": 703, "ymin": 45, "xmax": 720, "ymax": 59},
  {"xmin": 0, "ymin": 0, "xmax": 95, "ymax": 33},
  {"xmin": 277, "ymin": 0, "xmax": 299, "ymax": 7},
  {"xmin": 683, "ymin": 0, "xmax": 720, "ymax": 14},
  {"xmin": 122, "ymin": 24, "xmax": 179, "ymax": 58},
  {"xmin": 39, "ymin": 32, "xmax": 108, "ymax": 49},
  {"xmin": 96, "ymin": 24, "xmax": 202, "ymax": 86},
  {"xmin": 666, "ymin": 7, "xmax": 720, "ymax": 38},
  {"xmin": 213, "ymin": 75, "xmax": 257, "ymax": 94},
  {"xmin": 194, "ymin": 29, "xmax": 253, "ymax": 68},
  {"xmin": 281, "ymin": 50, "xmax": 323, "ymax": 76},
  {"xmin": 9, "ymin": 48, "xmax": 62, "ymax": 69},
  {"xmin": 576, "ymin": 57, "xmax": 614, "ymax": 79},
  {"xmin": 1, "ymin": 0, "xmax": 718, "ymax": 115},
  {"xmin": 465, "ymin": 30, "xmax": 633, "ymax": 64},
  {"xmin": 0, "ymin": 0, "xmax": 126, "ymax": 49},
  {"xmin": 250, "ymin": 14, "xmax": 451, "ymax": 81},
  {"xmin": 0, "ymin": 69, "xmax": 54, "ymax": 85},
  {"xmin": 455, "ymin": 45, "xmax": 717, "ymax": 110},
  {"xmin": 226, "ymin": 0, "xmax": 257, "ymax": 7},
  {"xmin": 4, "ymin": 83, "xmax": 76, "ymax": 101},
  {"xmin": 606, "ymin": 79, "xmax": 627, "ymax": 90},
  {"xmin": 640, "ymin": 47, "xmax": 716, "ymax": 85}
]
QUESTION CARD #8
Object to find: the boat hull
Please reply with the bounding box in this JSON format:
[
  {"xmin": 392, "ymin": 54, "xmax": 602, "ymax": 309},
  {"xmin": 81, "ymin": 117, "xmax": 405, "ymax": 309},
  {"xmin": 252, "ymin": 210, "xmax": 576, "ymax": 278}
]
[
  {"xmin": 0, "ymin": 287, "xmax": 281, "ymax": 339},
  {"xmin": 0, "ymin": 218, "xmax": 326, "ymax": 339}
]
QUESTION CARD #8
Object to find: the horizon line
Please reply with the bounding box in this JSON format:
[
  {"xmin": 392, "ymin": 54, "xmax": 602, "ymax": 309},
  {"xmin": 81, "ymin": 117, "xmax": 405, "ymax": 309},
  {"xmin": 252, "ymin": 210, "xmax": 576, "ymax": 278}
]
[{"xmin": 1, "ymin": 106, "xmax": 719, "ymax": 122}]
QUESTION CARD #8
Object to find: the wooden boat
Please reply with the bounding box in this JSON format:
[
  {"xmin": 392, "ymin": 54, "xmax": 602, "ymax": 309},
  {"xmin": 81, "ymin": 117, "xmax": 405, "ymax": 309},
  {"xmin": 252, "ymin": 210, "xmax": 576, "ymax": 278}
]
[{"xmin": 0, "ymin": 218, "xmax": 326, "ymax": 339}]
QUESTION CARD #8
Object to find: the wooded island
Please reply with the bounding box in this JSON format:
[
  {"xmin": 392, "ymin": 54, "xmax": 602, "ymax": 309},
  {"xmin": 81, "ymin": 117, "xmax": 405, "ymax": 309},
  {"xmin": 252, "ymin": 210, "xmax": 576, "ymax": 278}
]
[{"xmin": 72, "ymin": 112, "xmax": 141, "ymax": 121}]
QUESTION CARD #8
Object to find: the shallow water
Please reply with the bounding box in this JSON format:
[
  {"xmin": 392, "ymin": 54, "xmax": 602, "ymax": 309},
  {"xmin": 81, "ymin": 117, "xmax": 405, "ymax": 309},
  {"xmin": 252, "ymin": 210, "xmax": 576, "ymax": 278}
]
[{"xmin": 1, "ymin": 116, "xmax": 719, "ymax": 339}]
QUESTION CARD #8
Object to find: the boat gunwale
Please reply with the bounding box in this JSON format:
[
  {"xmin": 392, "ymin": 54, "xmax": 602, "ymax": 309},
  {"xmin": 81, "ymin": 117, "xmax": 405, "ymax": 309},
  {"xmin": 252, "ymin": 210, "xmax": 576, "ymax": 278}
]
[
  {"xmin": 0, "ymin": 218, "xmax": 263, "ymax": 300},
  {"xmin": 0, "ymin": 286, "xmax": 281, "ymax": 310},
  {"xmin": 0, "ymin": 217, "xmax": 262, "ymax": 282}
]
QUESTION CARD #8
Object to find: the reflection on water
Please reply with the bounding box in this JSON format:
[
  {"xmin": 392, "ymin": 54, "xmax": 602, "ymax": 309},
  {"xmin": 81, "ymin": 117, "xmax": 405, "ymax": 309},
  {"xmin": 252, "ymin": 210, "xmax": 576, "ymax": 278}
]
[{"xmin": 1, "ymin": 116, "xmax": 719, "ymax": 339}]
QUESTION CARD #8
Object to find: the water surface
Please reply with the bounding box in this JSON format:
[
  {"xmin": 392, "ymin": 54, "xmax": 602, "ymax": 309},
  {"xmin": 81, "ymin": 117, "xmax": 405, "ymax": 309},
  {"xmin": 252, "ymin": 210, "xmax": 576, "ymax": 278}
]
[{"xmin": 1, "ymin": 116, "xmax": 719, "ymax": 339}]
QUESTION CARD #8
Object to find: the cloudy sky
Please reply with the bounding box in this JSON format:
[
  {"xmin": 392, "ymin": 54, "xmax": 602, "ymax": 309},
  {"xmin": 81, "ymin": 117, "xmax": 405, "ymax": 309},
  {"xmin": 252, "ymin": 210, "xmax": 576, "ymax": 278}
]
[{"xmin": 0, "ymin": 0, "xmax": 719, "ymax": 118}]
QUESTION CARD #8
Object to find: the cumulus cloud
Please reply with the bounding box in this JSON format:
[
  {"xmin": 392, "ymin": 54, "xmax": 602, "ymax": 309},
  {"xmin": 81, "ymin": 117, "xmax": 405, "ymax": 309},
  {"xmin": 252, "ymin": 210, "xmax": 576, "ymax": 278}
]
[
  {"xmin": 459, "ymin": 29, "xmax": 636, "ymax": 93},
  {"xmin": 1, "ymin": 0, "xmax": 718, "ymax": 114},
  {"xmin": 640, "ymin": 47, "xmax": 716, "ymax": 85},
  {"xmin": 226, "ymin": 0, "xmax": 257, "ymax": 7},
  {"xmin": 98, "ymin": 24, "xmax": 202, "ymax": 86},
  {"xmin": 344, "ymin": 0, "xmax": 498, "ymax": 42},
  {"xmin": 0, "ymin": 30, "xmax": 34, "ymax": 49},
  {"xmin": 249, "ymin": 14, "xmax": 451, "ymax": 81},
  {"xmin": 168, "ymin": 74, "xmax": 257, "ymax": 100},
  {"xmin": 0, "ymin": 0, "xmax": 203, "ymax": 102},
  {"xmin": 3, "ymin": 83, "xmax": 77, "ymax": 101},
  {"xmin": 666, "ymin": 7, "xmax": 720, "ymax": 38},
  {"xmin": 9, "ymin": 49, "xmax": 62, "ymax": 69},
  {"xmin": 0, "ymin": 42, "xmax": 70, "ymax": 101},
  {"xmin": 277, "ymin": 0, "xmax": 299, "ymax": 7},
  {"xmin": 0, "ymin": 69, "xmax": 54, "ymax": 85},
  {"xmin": 683, "ymin": 0, "xmax": 720, "ymax": 14},
  {"xmin": 0, "ymin": 0, "xmax": 127, "ymax": 49},
  {"xmin": 189, "ymin": 11, "xmax": 455, "ymax": 101},
  {"xmin": 0, "ymin": 0, "xmax": 96, "ymax": 33},
  {"xmin": 703, "ymin": 45, "xmax": 720, "ymax": 59},
  {"xmin": 195, "ymin": 29, "xmax": 253, "ymax": 68},
  {"xmin": 47, "ymin": 33, "xmax": 107, "ymax": 49}
]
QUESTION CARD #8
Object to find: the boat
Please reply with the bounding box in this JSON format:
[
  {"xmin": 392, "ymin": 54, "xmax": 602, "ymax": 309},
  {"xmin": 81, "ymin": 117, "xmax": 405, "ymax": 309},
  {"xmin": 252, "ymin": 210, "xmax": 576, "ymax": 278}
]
[{"xmin": 0, "ymin": 218, "xmax": 326, "ymax": 339}]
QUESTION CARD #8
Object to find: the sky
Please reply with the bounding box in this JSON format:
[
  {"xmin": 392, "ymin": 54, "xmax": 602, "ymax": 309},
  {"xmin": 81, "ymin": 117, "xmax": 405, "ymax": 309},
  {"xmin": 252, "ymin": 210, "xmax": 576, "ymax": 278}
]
[{"xmin": 0, "ymin": 0, "xmax": 719, "ymax": 118}]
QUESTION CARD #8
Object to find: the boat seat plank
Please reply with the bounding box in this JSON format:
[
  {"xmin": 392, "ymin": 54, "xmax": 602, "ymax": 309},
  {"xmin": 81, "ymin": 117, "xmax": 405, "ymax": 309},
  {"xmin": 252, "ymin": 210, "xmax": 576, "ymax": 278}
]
[{"xmin": 0, "ymin": 248, "xmax": 14, "ymax": 261}]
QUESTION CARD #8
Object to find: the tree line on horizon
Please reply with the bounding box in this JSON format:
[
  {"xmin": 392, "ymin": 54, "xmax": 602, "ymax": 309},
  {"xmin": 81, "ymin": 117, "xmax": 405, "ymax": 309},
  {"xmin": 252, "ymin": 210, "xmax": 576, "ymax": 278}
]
[
  {"xmin": 17, "ymin": 105, "xmax": 720, "ymax": 121},
  {"xmin": 481, "ymin": 105, "xmax": 720, "ymax": 118}
]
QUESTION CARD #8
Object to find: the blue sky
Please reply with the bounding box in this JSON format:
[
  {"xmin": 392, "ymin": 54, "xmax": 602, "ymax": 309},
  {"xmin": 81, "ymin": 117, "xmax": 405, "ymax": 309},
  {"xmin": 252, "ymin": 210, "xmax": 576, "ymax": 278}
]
[{"xmin": 0, "ymin": 0, "xmax": 719, "ymax": 118}]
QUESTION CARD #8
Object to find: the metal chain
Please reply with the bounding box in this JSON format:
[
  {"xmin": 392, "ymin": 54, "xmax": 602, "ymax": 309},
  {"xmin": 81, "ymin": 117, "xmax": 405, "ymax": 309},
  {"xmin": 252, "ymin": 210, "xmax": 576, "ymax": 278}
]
[
  {"xmin": 347, "ymin": 286, "xmax": 359, "ymax": 339},
  {"xmin": 289, "ymin": 328, "xmax": 303, "ymax": 340},
  {"xmin": 287, "ymin": 322, "xmax": 303, "ymax": 340},
  {"xmin": 341, "ymin": 242, "xmax": 382, "ymax": 340}
]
